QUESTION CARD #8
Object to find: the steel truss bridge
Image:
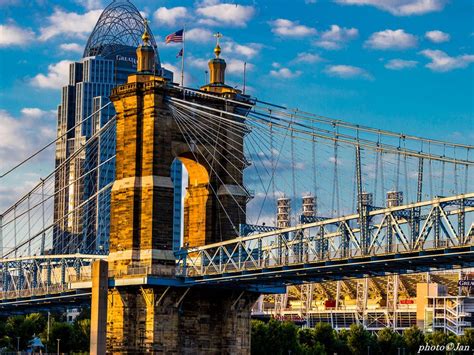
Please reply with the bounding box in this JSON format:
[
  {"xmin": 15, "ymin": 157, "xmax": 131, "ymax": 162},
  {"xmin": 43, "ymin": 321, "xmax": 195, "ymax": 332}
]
[
  {"xmin": 176, "ymin": 193, "xmax": 474, "ymax": 283},
  {"xmin": 0, "ymin": 86, "xmax": 473, "ymax": 314},
  {"xmin": 1, "ymin": 193, "xmax": 472, "ymax": 314}
]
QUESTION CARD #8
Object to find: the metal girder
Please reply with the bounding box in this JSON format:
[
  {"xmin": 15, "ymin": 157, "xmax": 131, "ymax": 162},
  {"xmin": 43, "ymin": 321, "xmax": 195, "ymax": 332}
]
[{"xmin": 177, "ymin": 194, "xmax": 474, "ymax": 284}]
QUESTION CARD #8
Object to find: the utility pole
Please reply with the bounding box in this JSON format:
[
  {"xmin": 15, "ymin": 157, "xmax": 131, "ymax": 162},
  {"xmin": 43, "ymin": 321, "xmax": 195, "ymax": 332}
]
[
  {"xmin": 16, "ymin": 337, "xmax": 20, "ymax": 353},
  {"xmin": 57, "ymin": 338, "xmax": 60, "ymax": 355}
]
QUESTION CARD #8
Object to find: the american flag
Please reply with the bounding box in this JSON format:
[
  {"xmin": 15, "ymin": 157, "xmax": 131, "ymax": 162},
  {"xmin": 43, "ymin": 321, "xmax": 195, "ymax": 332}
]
[{"xmin": 165, "ymin": 29, "xmax": 184, "ymax": 44}]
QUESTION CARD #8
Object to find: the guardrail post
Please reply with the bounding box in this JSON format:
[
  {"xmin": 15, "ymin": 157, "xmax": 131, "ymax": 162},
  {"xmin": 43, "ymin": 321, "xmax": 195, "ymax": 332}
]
[
  {"xmin": 238, "ymin": 243, "xmax": 242, "ymax": 271},
  {"xmin": 386, "ymin": 214, "xmax": 393, "ymax": 253},
  {"xmin": 434, "ymin": 206, "xmax": 440, "ymax": 248},
  {"xmin": 46, "ymin": 259, "xmax": 52, "ymax": 291},
  {"xmin": 278, "ymin": 235, "xmax": 282, "ymax": 265},
  {"xmin": 75, "ymin": 258, "xmax": 81, "ymax": 281},
  {"xmin": 18, "ymin": 261, "xmax": 24, "ymax": 291},
  {"xmin": 340, "ymin": 223, "xmax": 348, "ymax": 258},
  {"xmin": 298, "ymin": 231, "xmax": 304, "ymax": 263},
  {"xmin": 61, "ymin": 259, "xmax": 66, "ymax": 286},
  {"xmin": 182, "ymin": 251, "xmax": 187, "ymax": 277},
  {"xmin": 459, "ymin": 199, "xmax": 465, "ymax": 244},
  {"xmin": 200, "ymin": 252, "xmax": 204, "ymax": 275},
  {"xmin": 32, "ymin": 262, "xmax": 38, "ymax": 288},
  {"xmin": 3, "ymin": 263, "xmax": 9, "ymax": 291},
  {"xmin": 219, "ymin": 247, "xmax": 223, "ymax": 273}
]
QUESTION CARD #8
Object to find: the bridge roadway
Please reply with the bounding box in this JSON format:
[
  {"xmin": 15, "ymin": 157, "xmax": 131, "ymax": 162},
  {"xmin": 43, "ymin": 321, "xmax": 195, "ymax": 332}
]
[{"xmin": 1, "ymin": 193, "xmax": 473, "ymax": 314}]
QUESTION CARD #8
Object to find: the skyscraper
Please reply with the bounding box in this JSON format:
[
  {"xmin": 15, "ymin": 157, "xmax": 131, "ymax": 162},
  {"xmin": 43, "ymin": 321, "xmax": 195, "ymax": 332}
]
[{"xmin": 53, "ymin": 0, "xmax": 176, "ymax": 253}]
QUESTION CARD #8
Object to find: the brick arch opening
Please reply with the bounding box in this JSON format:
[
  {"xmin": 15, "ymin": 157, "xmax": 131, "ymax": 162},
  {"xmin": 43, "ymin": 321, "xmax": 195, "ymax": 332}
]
[{"xmin": 177, "ymin": 155, "xmax": 210, "ymax": 248}]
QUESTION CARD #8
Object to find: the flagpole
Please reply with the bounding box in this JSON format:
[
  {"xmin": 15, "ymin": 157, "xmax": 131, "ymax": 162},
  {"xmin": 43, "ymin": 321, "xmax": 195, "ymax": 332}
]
[{"xmin": 181, "ymin": 24, "xmax": 185, "ymax": 88}]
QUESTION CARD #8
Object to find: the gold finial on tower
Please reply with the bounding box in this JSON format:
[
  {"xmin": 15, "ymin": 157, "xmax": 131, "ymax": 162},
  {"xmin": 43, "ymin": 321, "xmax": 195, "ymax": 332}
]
[
  {"xmin": 142, "ymin": 18, "xmax": 151, "ymax": 45},
  {"xmin": 213, "ymin": 32, "xmax": 223, "ymax": 58},
  {"xmin": 136, "ymin": 18, "xmax": 154, "ymax": 73}
]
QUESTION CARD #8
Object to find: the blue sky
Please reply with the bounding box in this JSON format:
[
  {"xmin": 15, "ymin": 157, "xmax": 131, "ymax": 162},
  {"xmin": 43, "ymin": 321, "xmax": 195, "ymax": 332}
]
[{"xmin": 0, "ymin": 0, "xmax": 473, "ymax": 209}]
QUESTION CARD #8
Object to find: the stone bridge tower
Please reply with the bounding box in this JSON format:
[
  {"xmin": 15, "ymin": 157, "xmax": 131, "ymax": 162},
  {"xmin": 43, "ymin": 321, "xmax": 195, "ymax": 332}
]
[{"xmin": 101, "ymin": 28, "xmax": 258, "ymax": 354}]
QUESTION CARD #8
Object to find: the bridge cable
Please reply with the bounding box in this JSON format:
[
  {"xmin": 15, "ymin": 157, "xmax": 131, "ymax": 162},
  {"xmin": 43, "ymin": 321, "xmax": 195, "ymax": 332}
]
[{"xmin": 0, "ymin": 102, "xmax": 112, "ymax": 179}]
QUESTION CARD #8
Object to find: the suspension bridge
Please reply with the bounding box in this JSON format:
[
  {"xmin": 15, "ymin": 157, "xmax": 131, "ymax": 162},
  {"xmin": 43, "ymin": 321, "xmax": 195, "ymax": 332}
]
[
  {"xmin": 1, "ymin": 84, "xmax": 472, "ymax": 312},
  {"xmin": 0, "ymin": 16, "xmax": 472, "ymax": 352}
]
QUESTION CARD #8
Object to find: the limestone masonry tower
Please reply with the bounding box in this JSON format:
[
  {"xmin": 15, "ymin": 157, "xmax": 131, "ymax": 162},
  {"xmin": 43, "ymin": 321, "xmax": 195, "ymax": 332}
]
[{"xmin": 103, "ymin": 26, "xmax": 257, "ymax": 353}]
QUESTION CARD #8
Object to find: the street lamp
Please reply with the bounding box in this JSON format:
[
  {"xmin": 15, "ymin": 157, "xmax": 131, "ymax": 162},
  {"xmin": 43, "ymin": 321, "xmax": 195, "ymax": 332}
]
[
  {"xmin": 16, "ymin": 337, "xmax": 20, "ymax": 353},
  {"xmin": 57, "ymin": 338, "xmax": 60, "ymax": 355}
]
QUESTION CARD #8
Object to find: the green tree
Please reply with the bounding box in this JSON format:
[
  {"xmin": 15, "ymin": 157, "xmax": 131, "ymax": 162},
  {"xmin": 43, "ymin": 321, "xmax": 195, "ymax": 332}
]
[
  {"xmin": 334, "ymin": 328, "xmax": 351, "ymax": 355},
  {"xmin": 5, "ymin": 315, "xmax": 28, "ymax": 350},
  {"xmin": 251, "ymin": 319, "xmax": 300, "ymax": 355},
  {"xmin": 298, "ymin": 327, "xmax": 326, "ymax": 355},
  {"xmin": 460, "ymin": 328, "xmax": 474, "ymax": 347},
  {"xmin": 46, "ymin": 321, "xmax": 75, "ymax": 353},
  {"xmin": 402, "ymin": 326, "xmax": 425, "ymax": 355},
  {"xmin": 425, "ymin": 330, "xmax": 449, "ymax": 355},
  {"xmin": 377, "ymin": 327, "xmax": 404, "ymax": 355},
  {"xmin": 22, "ymin": 313, "xmax": 47, "ymax": 338},
  {"xmin": 346, "ymin": 324, "xmax": 376, "ymax": 355},
  {"xmin": 251, "ymin": 320, "xmax": 269, "ymax": 354},
  {"xmin": 75, "ymin": 307, "xmax": 91, "ymax": 321},
  {"xmin": 299, "ymin": 342, "xmax": 326, "ymax": 355},
  {"xmin": 268, "ymin": 319, "xmax": 299, "ymax": 354},
  {"xmin": 312, "ymin": 322, "xmax": 337, "ymax": 354},
  {"xmin": 298, "ymin": 328, "xmax": 316, "ymax": 348},
  {"xmin": 0, "ymin": 317, "xmax": 11, "ymax": 350},
  {"xmin": 73, "ymin": 318, "xmax": 91, "ymax": 351}
]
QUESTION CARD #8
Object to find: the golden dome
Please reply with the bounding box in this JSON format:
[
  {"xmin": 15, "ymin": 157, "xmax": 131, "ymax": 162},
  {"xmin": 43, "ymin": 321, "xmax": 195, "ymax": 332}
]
[{"xmin": 214, "ymin": 44, "xmax": 221, "ymax": 58}]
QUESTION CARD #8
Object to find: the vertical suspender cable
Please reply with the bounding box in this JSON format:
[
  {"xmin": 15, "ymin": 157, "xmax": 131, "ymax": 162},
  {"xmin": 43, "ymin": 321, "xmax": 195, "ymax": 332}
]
[
  {"xmin": 441, "ymin": 144, "xmax": 446, "ymax": 195},
  {"xmin": 290, "ymin": 119, "xmax": 297, "ymax": 224}
]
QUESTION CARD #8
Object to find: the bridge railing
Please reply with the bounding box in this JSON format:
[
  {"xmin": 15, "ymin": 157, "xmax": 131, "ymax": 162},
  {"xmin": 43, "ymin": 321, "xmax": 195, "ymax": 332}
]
[
  {"xmin": 0, "ymin": 254, "xmax": 105, "ymax": 296},
  {"xmin": 0, "ymin": 284, "xmax": 70, "ymax": 301},
  {"xmin": 176, "ymin": 193, "xmax": 474, "ymax": 279}
]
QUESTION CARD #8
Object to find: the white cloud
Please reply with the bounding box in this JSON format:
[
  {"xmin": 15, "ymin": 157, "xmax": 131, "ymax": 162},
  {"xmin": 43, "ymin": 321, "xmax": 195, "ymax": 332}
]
[
  {"xmin": 0, "ymin": 108, "xmax": 56, "ymax": 168},
  {"xmin": 270, "ymin": 19, "xmax": 316, "ymax": 37},
  {"xmin": 196, "ymin": 3, "xmax": 255, "ymax": 27},
  {"xmin": 226, "ymin": 59, "xmax": 254, "ymax": 74},
  {"xmin": 186, "ymin": 28, "xmax": 213, "ymax": 42},
  {"xmin": 39, "ymin": 8, "xmax": 101, "ymax": 41},
  {"xmin": 153, "ymin": 7, "xmax": 188, "ymax": 27},
  {"xmin": 425, "ymin": 30, "xmax": 450, "ymax": 43},
  {"xmin": 0, "ymin": 24, "xmax": 35, "ymax": 47},
  {"xmin": 365, "ymin": 29, "xmax": 417, "ymax": 50},
  {"xmin": 385, "ymin": 58, "xmax": 418, "ymax": 69},
  {"xmin": 270, "ymin": 67, "xmax": 302, "ymax": 79},
  {"xmin": 75, "ymin": 0, "xmax": 102, "ymax": 10},
  {"xmin": 188, "ymin": 56, "xmax": 209, "ymax": 70},
  {"xmin": 334, "ymin": 0, "xmax": 447, "ymax": 16},
  {"xmin": 314, "ymin": 24, "xmax": 358, "ymax": 50},
  {"xmin": 0, "ymin": 108, "xmax": 56, "ymax": 211},
  {"xmin": 32, "ymin": 60, "xmax": 72, "ymax": 89},
  {"xmin": 222, "ymin": 41, "xmax": 262, "ymax": 59},
  {"xmin": 420, "ymin": 49, "xmax": 474, "ymax": 72},
  {"xmin": 305, "ymin": 0, "xmax": 317, "ymax": 3},
  {"xmin": 325, "ymin": 64, "xmax": 373, "ymax": 79},
  {"xmin": 293, "ymin": 52, "xmax": 323, "ymax": 63},
  {"xmin": 162, "ymin": 62, "xmax": 192, "ymax": 86},
  {"xmin": 59, "ymin": 42, "xmax": 83, "ymax": 53}
]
